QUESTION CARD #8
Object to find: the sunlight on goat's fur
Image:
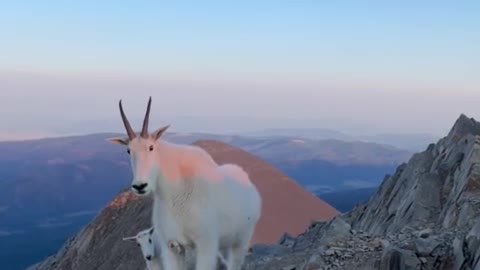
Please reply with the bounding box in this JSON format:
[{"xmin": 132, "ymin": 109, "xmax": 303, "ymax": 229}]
[{"xmin": 109, "ymin": 97, "xmax": 262, "ymax": 270}]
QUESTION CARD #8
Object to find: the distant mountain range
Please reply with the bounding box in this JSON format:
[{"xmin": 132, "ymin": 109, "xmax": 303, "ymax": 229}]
[
  {"xmin": 0, "ymin": 132, "xmax": 413, "ymax": 269},
  {"xmin": 244, "ymin": 128, "xmax": 439, "ymax": 151},
  {"xmin": 167, "ymin": 132, "xmax": 412, "ymax": 192}
]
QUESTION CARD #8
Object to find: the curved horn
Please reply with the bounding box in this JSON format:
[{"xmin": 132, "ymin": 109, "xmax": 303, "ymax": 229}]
[
  {"xmin": 119, "ymin": 100, "xmax": 136, "ymax": 140},
  {"xmin": 140, "ymin": 96, "xmax": 152, "ymax": 138}
]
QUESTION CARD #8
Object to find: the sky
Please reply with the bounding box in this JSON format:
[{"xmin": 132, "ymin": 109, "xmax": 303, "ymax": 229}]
[{"xmin": 0, "ymin": 1, "xmax": 479, "ymax": 140}]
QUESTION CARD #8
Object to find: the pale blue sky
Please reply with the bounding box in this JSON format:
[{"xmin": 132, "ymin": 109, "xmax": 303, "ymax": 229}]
[{"xmin": 0, "ymin": 1, "xmax": 479, "ymax": 139}]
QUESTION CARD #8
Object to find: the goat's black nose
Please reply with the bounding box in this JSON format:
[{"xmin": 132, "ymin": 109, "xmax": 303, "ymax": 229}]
[
  {"xmin": 132, "ymin": 183, "xmax": 148, "ymax": 191},
  {"xmin": 146, "ymin": 255, "xmax": 152, "ymax": 260}
]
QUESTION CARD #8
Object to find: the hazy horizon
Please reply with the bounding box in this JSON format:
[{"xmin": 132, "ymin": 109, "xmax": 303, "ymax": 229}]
[{"xmin": 1, "ymin": 2, "xmax": 479, "ymax": 140}]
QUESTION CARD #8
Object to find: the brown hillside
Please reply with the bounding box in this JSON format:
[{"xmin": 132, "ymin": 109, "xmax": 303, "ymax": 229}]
[{"xmin": 193, "ymin": 140, "xmax": 339, "ymax": 245}]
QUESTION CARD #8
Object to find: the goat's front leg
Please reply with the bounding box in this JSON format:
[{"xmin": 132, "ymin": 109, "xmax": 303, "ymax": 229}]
[
  {"xmin": 160, "ymin": 246, "xmax": 185, "ymax": 270},
  {"xmin": 154, "ymin": 236, "xmax": 184, "ymax": 270},
  {"xmin": 194, "ymin": 235, "xmax": 219, "ymax": 270}
]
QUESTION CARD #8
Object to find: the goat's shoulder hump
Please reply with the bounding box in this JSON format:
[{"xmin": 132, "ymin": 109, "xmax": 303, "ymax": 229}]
[{"xmin": 181, "ymin": 144, "xmax": 217, "ymax": 163}]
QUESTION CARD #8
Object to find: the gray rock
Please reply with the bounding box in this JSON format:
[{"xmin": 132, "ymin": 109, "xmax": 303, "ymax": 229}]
[
  {"xmin": 278, "ymin": 233, "xmax": 296, "ymax": 248},
  {"xmin": 380, "ymin": 248, "xmax": 405, "ymax": 270},
  {"xmin": 452, "ymin": 237, "xmax": 465, "ymax": 270},
  {"xmin": 414, "ymin": 238, "xmax": 440, "ymax": 257},
  {"xmin": 298, "ymin": 254, "xmax": 325, "ymax": 270},
  {"xmin": 465, "ymin": 221, "xmax": 480, "ymax": 270},
  {"xmin": 250, "ymin": 243, "xmax": 291, "ymax": 256},
  {"xmin": 397, "ymin": 249, "xmax": 421, "ymax": 270},
  {"xmin": 324, "ymin": 249, "xmax": 335, "ymax": 256},
  {"xmin": 415, "ymin": 228, "xmax": 433, "ymax": 238}
]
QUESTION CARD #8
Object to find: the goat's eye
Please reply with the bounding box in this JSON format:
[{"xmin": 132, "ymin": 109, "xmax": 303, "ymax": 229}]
[
  {"xmin": 127, "ymin": 149, "xmax": 130, "ymax": 154},
  {"xmin": 149, "ymin": 238, "xmax": 152, "ymax": 243},
  {"xmin": 149, "ymin": 145, "xmax": 154, "ymax": 151},
  {"xmin": 137, "ymin": 243, "xmax": 140, "ymax": 247}
]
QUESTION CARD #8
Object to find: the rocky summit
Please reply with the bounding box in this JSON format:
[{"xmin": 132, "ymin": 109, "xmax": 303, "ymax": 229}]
[
  {"xmin": 28, "ymin": 114, "xmax": 480, "ymax": 270},
  {"xmin": 244, "ymin": 114, "xmax": 480, "ymax": 270}
]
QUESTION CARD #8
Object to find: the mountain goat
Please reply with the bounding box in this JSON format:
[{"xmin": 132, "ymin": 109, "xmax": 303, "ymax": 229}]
[
  {"xmin": 123, "ymin": 227, "xmax": 229, "ymax": 270},
  {"xmin": 123, "ymin": 227, "xmax": 164, "ymax": 270},
  {"xmin": 109, "ymin": 97, "xmax": 262, "ymax": 270}
]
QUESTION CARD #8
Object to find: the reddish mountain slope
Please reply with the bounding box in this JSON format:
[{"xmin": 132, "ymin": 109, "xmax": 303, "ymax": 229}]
[{"xmin": 193, "ymin": 140, "xmax": 339, "ymax": 245}]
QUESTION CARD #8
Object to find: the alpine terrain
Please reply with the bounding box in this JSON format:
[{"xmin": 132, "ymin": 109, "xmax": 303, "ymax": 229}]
[{"xmin": 28, "ymin": 114, "xmax": 480, "ymax": 270}]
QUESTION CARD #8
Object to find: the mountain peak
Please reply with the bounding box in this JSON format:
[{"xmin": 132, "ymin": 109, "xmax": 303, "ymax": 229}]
[
  {"xmin": 447, "ymin": 113, "xmax": 480, "ymax": 143},
  {"xmin": 346, "ymin": 115, "xmax": 480, "ymax": 234}
]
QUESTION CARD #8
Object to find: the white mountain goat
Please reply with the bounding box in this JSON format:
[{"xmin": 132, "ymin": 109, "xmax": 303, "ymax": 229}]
[
  {"xmin": 123, "ymin": 227, "xmax": 164, "ymax": 270},
  {"xmin": 108, "ymin": 97, "xmax": 262, "ymax": 270},
  {"xmin": 123, "ymin": 227, "xmax": 229, "ymax": 270}
]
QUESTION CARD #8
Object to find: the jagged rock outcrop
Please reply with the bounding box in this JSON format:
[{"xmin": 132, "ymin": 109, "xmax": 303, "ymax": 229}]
[
  {"xmin": 346, "ymin": 114, "xmax": 480, "ymax": 235},
  {"xmin": 241, "ymin": 114, "xmax": 480, "ymax": 270}
]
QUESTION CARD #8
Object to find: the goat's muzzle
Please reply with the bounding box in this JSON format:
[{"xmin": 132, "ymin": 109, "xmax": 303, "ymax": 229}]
[{"xmin": 132, "ymin": 183, "xmax": 148, "ymax": 193}]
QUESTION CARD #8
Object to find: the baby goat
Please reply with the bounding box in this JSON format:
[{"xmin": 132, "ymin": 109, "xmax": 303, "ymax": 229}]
[{"xmin": 124, "ymin": 227, "xmax": 229, "ymax": 270}]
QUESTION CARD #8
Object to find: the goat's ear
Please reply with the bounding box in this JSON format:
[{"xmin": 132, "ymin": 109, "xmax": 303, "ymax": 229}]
[
  {"xmin": 107, "ymin": 137, "xmax": 129, "ymax": 145},
  {"xmin": 152, "ymin": 125, "xmax": 170, "ymax": 141},
  {"xmin": 149, "ymin": 227, "xmax": 154, "ymax": 234}
]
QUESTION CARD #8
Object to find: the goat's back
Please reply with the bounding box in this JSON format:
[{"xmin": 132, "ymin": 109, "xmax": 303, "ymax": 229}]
[{"xmin": 208, "ymin": 163, "xmax": 261, "ymax": 246}]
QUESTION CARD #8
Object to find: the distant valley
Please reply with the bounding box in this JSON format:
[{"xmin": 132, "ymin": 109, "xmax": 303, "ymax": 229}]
[
  {"xmin": 245, "ymin": 127, "xmax": 439, "ymax": 151},
  {"xmin": 317, "ymin": 187, "xmax": 377, "ymax": 213}
]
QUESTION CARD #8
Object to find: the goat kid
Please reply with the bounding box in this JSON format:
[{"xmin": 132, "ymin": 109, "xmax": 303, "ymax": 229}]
[
  {"xmin": 124, "ymin": 227, "xmax": 229, "ymax": 270},
  {"xmin": 123, "ymin": 227, "xmax": 166, "ymax": 270}
]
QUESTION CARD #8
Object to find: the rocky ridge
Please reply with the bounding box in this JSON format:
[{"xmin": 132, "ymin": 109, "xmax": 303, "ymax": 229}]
[{"xmin": 244, "ymin": 114, "xmax": 480, "ymax": 270}]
